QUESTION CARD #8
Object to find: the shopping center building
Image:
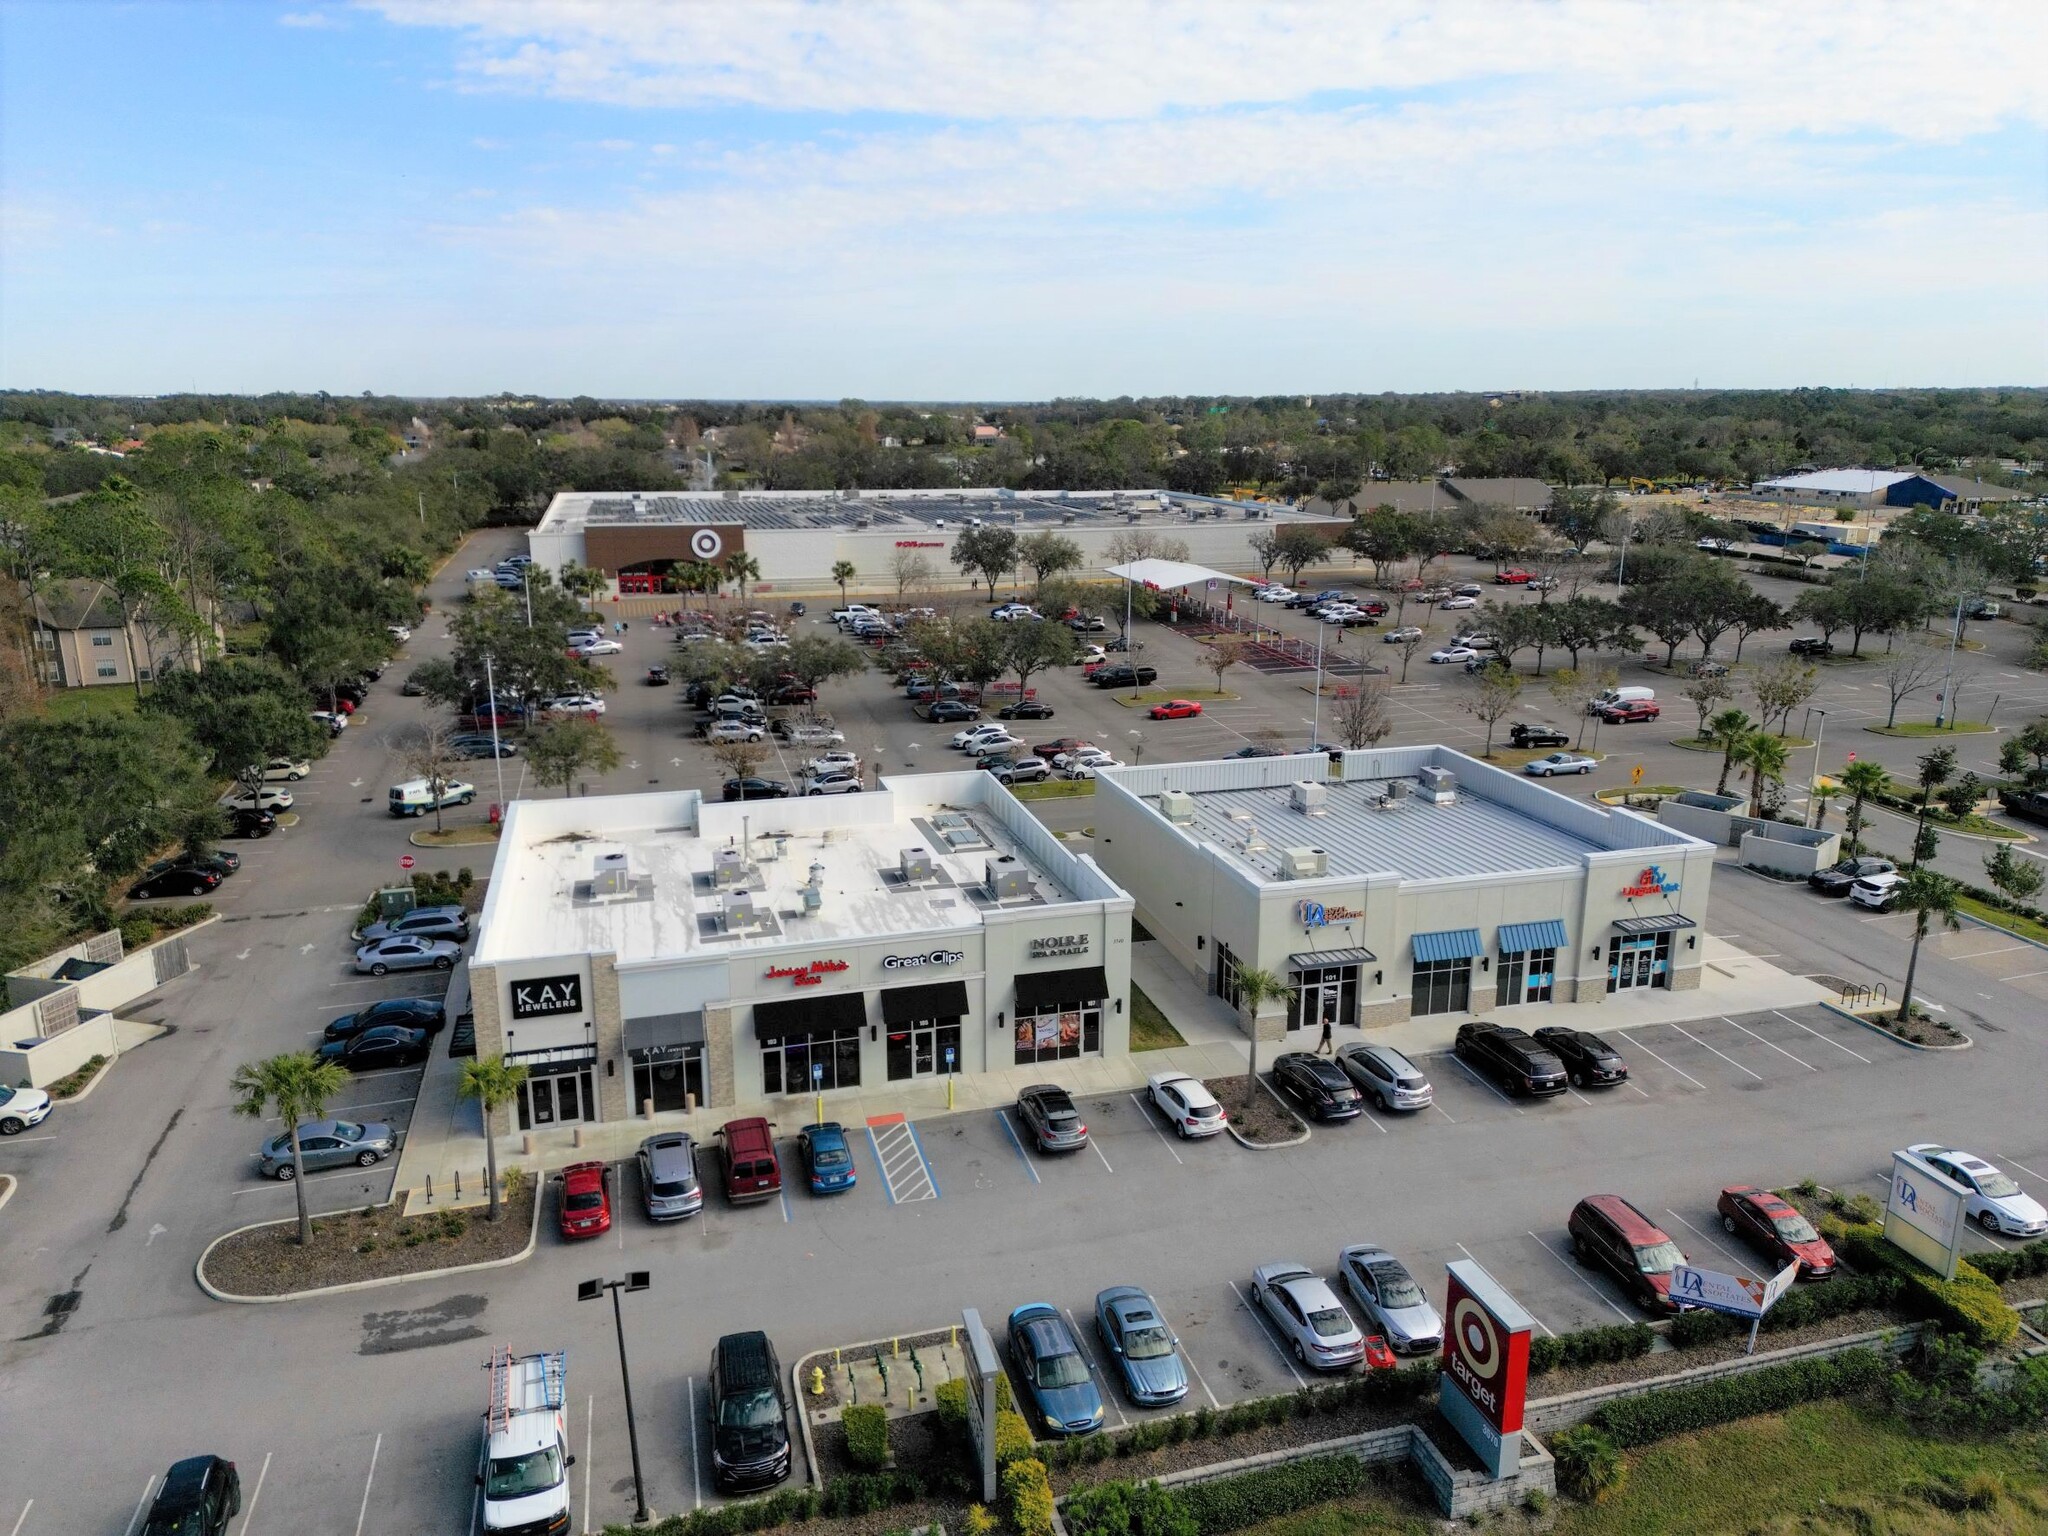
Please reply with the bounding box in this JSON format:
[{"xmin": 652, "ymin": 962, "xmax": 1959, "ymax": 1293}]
[
  {"xmin": 466, "ymin": 775, "xmax": 1134, "ymax": 1133},
  {"xmin": 1090, "ymin": 748, "xmax": 1716, "ymax": 1038}
]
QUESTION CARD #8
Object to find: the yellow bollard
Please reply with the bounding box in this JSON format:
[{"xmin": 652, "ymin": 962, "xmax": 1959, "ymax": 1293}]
[
  {"xmin": 810, "ymin": 1365, "xmax": 826, "ymax": 1397},
  {"xmin": 947, "ymin": 1076, "xmax": 955, "ymax": 1111},
  {"xmin": 834, "ymin": 1347, "xmax": 842, "ymax": 1367},
  {"xmin": 950, "ymin": 1325, "xmax": 958, "ymax": 1350},
  {"xmin": 892, "ymin": 1337, "xmax": 901, "ymax": 1359},
  {"xmin": 816, "ymin": 1093, "xmax": 823, "ymax": 1125}
]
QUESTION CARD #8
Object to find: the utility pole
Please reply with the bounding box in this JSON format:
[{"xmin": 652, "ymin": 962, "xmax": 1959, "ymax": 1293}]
[
  {"xmin": 1935, "ymin": 594, "xmax": 1964, "ymax": 728},
  {"xmin": 484, "ymin": 654, "xmax": 507, "ymax": 812},
  {"xmin": 1309, "ymin": 617, "xmax": 1326, "ymax": 749},
  {"xmin": 579, "ymin": 1271, "xmax": 652, "ymax": 1525}
]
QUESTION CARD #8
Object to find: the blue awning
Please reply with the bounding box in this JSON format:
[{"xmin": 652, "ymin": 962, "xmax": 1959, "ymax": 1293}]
[
  {"xmin": 1498, "ymin": 920, "xmax": 1568, "ymax": 954},
  {"xmin": 1411, "ymin": 928, "xmax": 1481, "ymax": 964}
]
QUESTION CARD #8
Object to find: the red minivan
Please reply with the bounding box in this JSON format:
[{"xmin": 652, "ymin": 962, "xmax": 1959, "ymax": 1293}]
[
  {"xmin": 1568, "ymin": 1195, "xmax": 1688, "ymax": 1314},
  {"xmin": 718, "ymin": 1118, "xmax": 782, "ymax": 1204}
]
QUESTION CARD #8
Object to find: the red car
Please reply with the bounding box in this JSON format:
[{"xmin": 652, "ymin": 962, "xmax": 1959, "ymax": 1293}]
[
  {"xmin": 1149, "ymin": 699, "xmax": 1203, "ymax": 720},
  {"xmin": 1596, "ymin": 700, "xmax": 1660, "ymax": 723},
  {"xmin": 559, "ymin": 1161, "xmax": 612, "ymax": 1240},
  {"xmin": 1361, "ymin": 1334, "xmax": 1399, "ymax": 1371},
  {"xmin": 1495, "ymin": 569, "xmax": 1533, "ymax": 585},
  {"xmin": 1034, "ymin": 737, "xmax": 1089, "ymax": 760},
  {"xmin": 1716, "ymin": 1185, "xmax": 1837, "ymax": 1280}
]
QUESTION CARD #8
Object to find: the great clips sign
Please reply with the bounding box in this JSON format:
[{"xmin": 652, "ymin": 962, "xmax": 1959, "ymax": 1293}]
[
  {"xmin": 509, "ymin": 973, "xmax": 584, "ymax": 1020},
  {"xmin": 1439, "ymin": 1260, "xmax": 1534, "ymax": 1479}
]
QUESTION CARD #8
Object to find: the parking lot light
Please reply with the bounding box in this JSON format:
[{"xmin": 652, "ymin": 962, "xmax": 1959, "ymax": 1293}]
[{"xmin": 580, "ymin": 1272, "xmax": 653, "ymax": 1525}]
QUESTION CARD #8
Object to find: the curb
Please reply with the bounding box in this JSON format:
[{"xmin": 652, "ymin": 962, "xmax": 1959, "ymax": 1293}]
[
  {"xmin": 195, "ymin": 1184, "xmax": 541, "ymax": 1304},
  {"xmin": 1958, "ymin": 910, "xmax": 2048, "ymax": 956},
  {"xmin": 49, "ymin": 1053, "xmax": 117, "ymax": 1104},
  {"xmin": 406, "ymin": 827, "xmax": 501, "ymax": 848},
  {"xmin": 1224, "ymin": 1074, "xmax": 1311, "ymax": 1150},
  {"xmin": 1817, "ymin": 999, "xmax": 1973, "ymax": 1052},
  {"xmin": 791, "ymin": 1326, "xmax": 963, "ymax": 1492}
]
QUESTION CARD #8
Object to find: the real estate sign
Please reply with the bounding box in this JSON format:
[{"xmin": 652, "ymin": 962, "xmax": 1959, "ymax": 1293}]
[{"xmin": 1439, "ymin": 1260, "xmax": 1534, "ymax": 1480}]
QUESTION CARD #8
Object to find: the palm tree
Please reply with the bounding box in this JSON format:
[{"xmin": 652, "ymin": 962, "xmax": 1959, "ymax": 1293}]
[
  {"xmin": 1706, "ymin": 708, "xmax": 1755, "ymax": 797},
  {"xmin": 723, "ymin": 551, "xmax": 763, "ymax": 604},
  {"xmin": 1910, "ymin": 745, "xmax": 1957, "ymax": 870},
  {"xmin": 678, "ymin": 561, "xmax": 721, "ymax": 600},
  {"xmin": 1839, "ymin": 759, "xmax": 1888, "ymax": 855},
  {"xmin": 1229, "ymin": 965, "xmax": 1294, "ymax": 1115},
  {"xmin": 459, "ymin": 1054, "xmax": 530, "ymax": 1221},
  {"xmin": 231, "ymin": 1052, "xmax": 351, "ymax": 1245},
  {"xmin": 1738, "ymin": 730, "xmax": 1791, "ymax": 818},
  {"xmin": 1809, "ymin": 780, "xmax": 1840, "ymax": 832},
  {"xmin": 1894, "ymin": 868, "xmax": 1961, "ymax": 1026},
  {"xmin": 831, "ymin": 561, "xmax": 856, "ymax": 606}
]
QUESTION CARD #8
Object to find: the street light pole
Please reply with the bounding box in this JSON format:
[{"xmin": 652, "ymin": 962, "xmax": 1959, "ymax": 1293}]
[
  {"xmin": 1935, "ymin": 594, "xmax": 1965, "ymax": 728},
  {"xmin": 1310, "ymin": 619, "xmax": 1326, "ymax": 749},
  {"xmin": 1807, "ymin": 709, "xmax": 1828, "ymax": 828},
  {"xmin": 580, "ymin": 1272, "xmax": 652, "ymax": 1525},
  {"xmin": 484, "ymin": 654, "xmax": 507, "ymax": 812}
]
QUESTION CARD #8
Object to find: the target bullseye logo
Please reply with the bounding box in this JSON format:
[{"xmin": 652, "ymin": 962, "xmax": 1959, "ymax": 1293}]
[
  {"xmin": 1452, "ymin": 1298, "xmax": 1502, "ymax": 1382},
  {"xmin": 690, "ymin": 528, "xmax": 723, "ymax": 560}
]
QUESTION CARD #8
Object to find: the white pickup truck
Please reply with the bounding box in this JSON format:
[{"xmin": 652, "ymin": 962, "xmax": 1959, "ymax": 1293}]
[{"xmin": 478, "ymin": 1348, "xmax": 573, "ymax": 1536}]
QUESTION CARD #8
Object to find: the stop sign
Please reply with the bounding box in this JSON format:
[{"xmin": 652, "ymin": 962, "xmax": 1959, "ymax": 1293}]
[{"xmin": 399, "ymin": 854, "xmax": 416, "ymax": 870}]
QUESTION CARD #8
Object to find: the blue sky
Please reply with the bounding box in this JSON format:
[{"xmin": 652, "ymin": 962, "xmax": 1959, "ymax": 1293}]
[{"xmin": 2, "ymin": 0, "xmax": 2043, "ymax": 398}]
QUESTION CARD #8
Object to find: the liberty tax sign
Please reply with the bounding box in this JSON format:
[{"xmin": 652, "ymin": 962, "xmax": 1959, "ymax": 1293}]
[{"xmin": 1438, "ymin": 1260, "xmax": 1533, "ymax": 1480}]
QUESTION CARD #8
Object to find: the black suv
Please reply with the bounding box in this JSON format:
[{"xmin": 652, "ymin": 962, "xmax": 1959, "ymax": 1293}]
[
  {"xmin": 710, "ymin": 1331, "xmax": 792, "ymax": 1492},
  {"xmin": 1091, "ymin": 665, "xmax": 1158, "ymax": 688},
  {"xmin": 325, "ymin": 995, "xmax": 447, "ymax": 1043},
  {"xmin": 1454, "ymin": 1022, "xmax": 1568, "ymax": 1097},
  {"xmin": 142, "ymin": 1455, "xmax": 241, "ymax": 1536},
  {"xmin": 1788, "ymin": 636, "xmax": 1834, "ymax": 657},
  {"xmin": 1271, "ymin": 1053, "xmax": 1363, "ymax": 1121},
  {"xmin": 1998, "ymin": 788, "xmax": 2048, "ymax": 828},
  {"xmin": 1509, "ymin": 723, "xmax": 1570, "ymax": 748},
  {"xmin": 1532, "ymin": 1027, "xmax": 1629, "ymax": 1088},
  {"xmin": 1809, "ymin": 854, "xmax": 1895, "ymax": 896}
]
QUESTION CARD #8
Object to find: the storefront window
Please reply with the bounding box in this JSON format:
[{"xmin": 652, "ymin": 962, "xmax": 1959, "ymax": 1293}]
[
  {"xmin": 1411, "ymin": 957, "xmax": 1471, "ymax": 1017},
  {"xmin": 1495, "ymin": 947, "xmax": 1557, "ymax": 1007},
  {"xmin": 1014, "ymin": 1006, "xmax": 1102, "ymax": 1065},
  {"xmin": 631, "ymin": 1046, "xmax": 705, "ymax": 1115},
  {"xmin": 1607, "ymin": 933, "xmax": 1672, "ymax": 993},
  {"xmin": 887, "ymin": 1020, "xmax": 963, "ymax": 1080},
  {"xmin": 1214, "ymin": 942, "xmax": 1243, "ymax": 1009},
  {"xmin": 761, "ymin": 1026, "xmax": 863, "ymax": 1094},
  {"xmin": 517, "ymin": 1067, "xmax": 596, "ymax": 1130},
  {"xmin": 1287, "ymin": 965, "xmax": 1359, "ymax": 1031}
]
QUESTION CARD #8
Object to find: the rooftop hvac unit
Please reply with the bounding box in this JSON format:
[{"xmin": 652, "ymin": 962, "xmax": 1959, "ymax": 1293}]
[
  {"xmin": 899, "ymin": 847, "xmax": 935, "ymax": 884},
  {"xmin": 712, "ymin": 846, "xmax": 750, "ymax": 887},
  {"xmin": 591, "ymin": 850, "xmax": 631, "ymax": 898},
  {"xmin": 1280, "ymin": 846, "xmax": 1329, "ymax": 879},
  {"xmin": 1125, "ymin": 510, "xmax": 1141, "ymax": 523},
  {"xmin": 985, "ymin": 855, "xmax": 1033, "ymax": 902},
  {"xmin": 1160, "ymin": 789, "xmax": 1196, "ymax": 825},
  {"xmin": 719, "ymin": 890, "xmax": 757, "ymax": 930},
  {"xmin": 1289, "ymin": 781, "xmax": 1328, "ymax": 815},
  {"xmin": 1062, "ymin": 511, "xmax": 1076, "ymax": 524},
  {"xmin": 1227, "ymin": 809, "xmax": 1265, "ymax": 853},
  {"xmin": 854, "ymin": 514, "xmax": 871, "ymax": 529},
  {"xmin": 801, "ymin": 860, "xmax": 826, "ymax": 915},
  {"xmin": 1376, "ymin": 778, "xmax": 1412, "ymax": 811},
  {"xmin": 1418, "ymin": 767, "xmax": 1458, "ymax": 804}
]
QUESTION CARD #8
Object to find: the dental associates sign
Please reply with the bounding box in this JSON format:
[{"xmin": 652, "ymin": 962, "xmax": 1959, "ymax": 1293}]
[
  {"xmin": 1885, "ymin": 1147, "xmax": 1970, "ymax": 1281},
  {"xmin": 1438, "ymin": 1260, "xmax": 1534, "ymax": 1480}
]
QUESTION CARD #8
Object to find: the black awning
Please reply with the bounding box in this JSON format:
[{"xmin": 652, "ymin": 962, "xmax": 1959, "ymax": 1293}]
[
  {"xmin": 624, "ymin": 1010, "xmax": 705, "ymax": 1053},
  {"xmin": 880, "ymin": 980, "xmax": 971, "ymax": 1027},
  {"xmin": 1015, "ymin": 965, "xmax": 1110, "ymax": 1014},
  {"xmin": 1614, "ymin": 913, "xmax": 1698, "ymax": 935},
  {"xmin": 1289, "ymin": 947, "xmax": 1375, "ymax": 970},
  {"xmin": 505, "ymin": 1044, "xmax": 597, "ymax": 1070},
  {"xmin": 753, "ymin": 989, "xmax": 868, "ymax": 1041}
]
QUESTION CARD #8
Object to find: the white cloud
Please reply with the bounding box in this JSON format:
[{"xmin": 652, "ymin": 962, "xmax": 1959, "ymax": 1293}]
[
  {"xmin": 278, "ymin": 9, "xmax": 339, "ymax": 27},
  {"xmin": 471, "ymin": 136, "xmax": 508, "ymax": 150}
]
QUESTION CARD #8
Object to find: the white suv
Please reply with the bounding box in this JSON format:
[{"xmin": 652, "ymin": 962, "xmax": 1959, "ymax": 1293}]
[{"xmin": 1849, "ymin": 871, "xmax": 1904, "ymax": 910}]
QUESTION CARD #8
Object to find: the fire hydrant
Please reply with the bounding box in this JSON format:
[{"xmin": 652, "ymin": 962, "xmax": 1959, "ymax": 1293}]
[{"xmin": 809, "ymin": 1365, "xmax": 827, "ymax": 1397}]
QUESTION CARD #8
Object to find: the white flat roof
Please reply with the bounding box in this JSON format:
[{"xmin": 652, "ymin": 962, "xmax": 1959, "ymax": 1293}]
[
  {"xmin": 474, "ymin": 773, "xmax": 1125, "ymax": 968},
  {"xmin": 1755, "ymin": 469, "xmax": 1913, "ymax": 494}
]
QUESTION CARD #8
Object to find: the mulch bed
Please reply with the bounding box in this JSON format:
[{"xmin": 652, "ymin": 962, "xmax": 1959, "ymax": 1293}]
[
  {"xmin": 810, "ymin": 1415, "xmax": 975, "ymax": 1536},
  {"xmin": 1204, "ymin": 1074, "xmax": 1305, "ymax": 1144},
  {"xmin": 1050, "ymin": 1393, "xmax": 1431, "ymax": 1494},
  {"xmin": 798, "ymin": 1328, "xmax": 959, "ymax": 1413},
  {"xmin": 1526, "ymin": 1308, "xmax": 1898, "ymax": 1399},
  {"xmin": 202, "ymin": 1184, "xmax": 534, "ymax": 1297}
]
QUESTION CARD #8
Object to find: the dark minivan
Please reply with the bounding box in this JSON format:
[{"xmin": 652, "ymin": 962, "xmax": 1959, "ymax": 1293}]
[
  {"xmin": 1454, "ymin": 1022, "xmax": 1568, "ymax": 1097},
  {"xmin": 710, "ymin": 1331, "xmax": 792, "ymax": 1491},
  {"xmin": 1568, "ymin": 1194, "xmax": 1688, "ymax": 1314},
  {"xmin": 141, "ymin": 1455, "xmax": 241, "ymax": 1536},
  {"xmin": 718, "ymin": 1117, "xmax": 783, "ymax": 1204}
]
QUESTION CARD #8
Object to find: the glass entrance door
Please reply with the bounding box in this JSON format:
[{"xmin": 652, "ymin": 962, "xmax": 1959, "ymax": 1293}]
[
  {"xmin": 1607, "ymin": 934, "xmax": 1670, "ymax": 993},
  {"xmin": 517, "ymin": 1067, "xmax": 596, "ymax": 1129},
  {"xmin": 888, "ymin": 1021, "xmax": 963, "ymax": 1080}
]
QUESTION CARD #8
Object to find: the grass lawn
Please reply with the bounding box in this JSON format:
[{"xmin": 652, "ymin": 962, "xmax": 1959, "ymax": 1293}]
[
  {"xmin": 1866, "ymin": 721, "xmax": 1998, "ymax": 738},
  {"xmin": 1956, "ymin": 894, "xmax": 2048, "ymax": 947},
  {"xmin": 1596, "ymin": 785, "xmax": 1687, "ymax": 804},
  {"xmin": 1115, "ymin": 688, "xmax": 1241, "ymax": 709},
  {"xmin": 1671, "ymin": 732, "xmax": 1813, "ymax": 752},
  {"xmin": 1128, "ymin": 985, "xmax": 1187, "ymax": 1051},
  {"xmin": 1009, "ymin": 778, "xmax": 1095, "ymax": 801},
  {"xmin": 1481, "ymin": 745, "xmax": 1603, "ymax": 770},
  {"xmin": 411, "ymin": 824, "xmax": 502, "ymax": 847},
  {"xmin": 1229, "ymin": 1402, "xmax": 2047, "ymax": 1536},
  {"xmin": 39, "ymin": 686, "xmax": 140, "ymax": 722}
]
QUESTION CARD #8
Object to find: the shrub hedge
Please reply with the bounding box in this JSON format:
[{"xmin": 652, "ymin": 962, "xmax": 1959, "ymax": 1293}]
[
  {"xmin": 1527, "ymin": 1322, "xmax": 1654, "ymax": 1375},
  {"xmin": 1002, "ymin": 1459, "xmax": 1055, "ymax": 1536},
  {"xmin": 994, "ymin": 1409, "xmax": 1036, "ymax": 1470},
  {"xmin": 1834, "ymin": 1225, "xmax": 2020, "ymax": 1348},
  {"xmin": 1588, "ymin": 1346, "xmax": 1886, "ymax": 1448},
  {"xmin": 842, "ymin": 1402, "xmax": 889, "ymax": 1471},
  {"xmin": 1174, "ymin": 1454, "xmax": 1373, "ymax": 1536},
  {"xmin": 1062, "ymin": 1479, "xmax": 1197, "ymax": 1536},
  {"xmin": 1966, "ymin": 1236, "xmax": 2048, "ymax": 1284}
]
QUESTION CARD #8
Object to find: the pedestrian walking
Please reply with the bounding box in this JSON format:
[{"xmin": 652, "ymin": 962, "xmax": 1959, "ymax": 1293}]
[{"xmin": 1316, "ymin": 1016, "xmax": 1334, "ymax": 1055}]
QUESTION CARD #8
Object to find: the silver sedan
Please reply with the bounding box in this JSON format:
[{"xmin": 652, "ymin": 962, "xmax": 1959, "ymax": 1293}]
[
  {"xmin": 353, "ymin": 936, "xmax": 462, "ymax": 975},
  {"xmin": 257, "ymin": 1118, "xmax": 396, "ymax": 1179},
  {"xmin": 1337, "ymin": 1245, "xmax": 1443, "ymax": 1355},
  {"xmin": 1250, "ymin": 1262, "xmax": 1365, "ymax": 1371}
]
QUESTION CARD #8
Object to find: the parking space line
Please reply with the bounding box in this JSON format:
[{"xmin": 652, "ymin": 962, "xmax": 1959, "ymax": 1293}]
[
  {"xmin": 355, "ymin": 1432, "xmax": 382, "ymax": 1536},
  {"xmin": 780, "ymin": 1185, "xmax": 792, "ymax": 1223},
  {"xmin": 1127, "ymin": 1093, "xmax": 1185, "ymax": 1163},
  {"xmin": 1618, "ymin": 1030, "xmax": 1707, "ymax": 1090},
  {"xmin": 232, "ymin": 1165, "xmax": 393, "ymax": 1195},
  {"xmin": 907, "ymin": 1122, "xmax": 941, "ymax": 1196},
  {"xmin": 1999, "ymin": 1154, "xmax": 2047, "ymax": 1182},
  {"xmin": 1525, "ymin": 1231, "xmax": 1634, "ymax": 1321},
  {"xmin": 123, "ymin": 1478, "xmax": 156, "ymax": 1536},
  {"xmin": 1442, "ymin": 1053, "xmax": 1523, "ymax": 1114},
  {"xmin": 996, "ymin": 1110, "xmax": 1041, "ymax": 1184},
  {"xmin": 8, "ymin": 1502, "xmax": 29, "ymax": 1536},
  {"xmin": 1951, "ymin": 943, "xmax": 2030, "ymax": 959},
  {"xmin": 583, "ymin": 1396, "xmax": 594, "ymax": 1536},
  {"xmin": 1662, "ymin": 1208, "xmax": 1753, "ymax": 1268},
  {"xmin": 1354, "ymin": 1101, "xmax": 1390, "ymax": 1132},
  {"xmin": 1666, "ymin": 1022, "xmax": 1763, "ymax": 1081},
  {"xmin": 1090, "ymin": 1138, "xmax": 1115, "ymax": 1174},
  {"xmin": 689, "ymin": 1373, "xmax": 704, "ymax": 1510},
  {"xmin": 1457, "ymin": 1243, "xmax": 1552, "ymax": 1336},
  {"xmin": 1772, "ymin": 1010, "xmax": 1871, "ymax": 1063},
  {"xmin": 1227, "ymin": 1279, "xmax": 1307, "ymax": 1387},
  {"xmin": 234, "ymin": 1451, "xmax": 270, "ymax": 1534},
  {"xmin": 1720, "ymin": 1016, "xmax": 1815, "ymax": 1072},
  {"xmin": 1175, "ymin": 1318, "xmax": 1223, "ymax": 1409},
  {"xmin": 1065, "ymin": 1309, "xmax": 1129, "ymax": 1428},
  {"xmin": 1998, "ymin": 967, "xmax": 2048, "ymax": 981}
]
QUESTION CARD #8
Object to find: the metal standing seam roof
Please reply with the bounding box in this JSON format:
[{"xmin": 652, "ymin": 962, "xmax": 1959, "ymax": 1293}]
[
  {"xmin": 1411, "ymin": 929, "xmax": 1481, "ymax": 963},
  {"xmin": 1498, "ymin": 919, "xmax": 1568, "ymax": 952}
]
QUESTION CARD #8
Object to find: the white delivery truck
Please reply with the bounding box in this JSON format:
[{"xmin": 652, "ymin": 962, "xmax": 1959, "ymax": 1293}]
[{"xmin": 478, "ymin": 1347, "xmax": 573, "ymax": 1536}]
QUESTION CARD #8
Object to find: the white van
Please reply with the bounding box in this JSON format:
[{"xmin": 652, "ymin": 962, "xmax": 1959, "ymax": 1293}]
[
  {"xmin": 1588, "ymin": 686, "xmax": 1655, "ymax": 716},
  {"xmin": 388, "ymin": 778, "xmax": 477, "ymax": 817}
]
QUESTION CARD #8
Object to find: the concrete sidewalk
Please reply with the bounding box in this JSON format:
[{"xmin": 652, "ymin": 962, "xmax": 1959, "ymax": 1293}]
[{"xmin": 395, "ymin": 935, "xmax": 1831, "ymax": 1208}]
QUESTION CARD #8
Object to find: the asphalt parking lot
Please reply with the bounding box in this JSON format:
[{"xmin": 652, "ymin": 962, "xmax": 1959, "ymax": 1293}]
[{"xmin": 8, "ymin": 534, "xmax": 2048, "ymax": 1534}]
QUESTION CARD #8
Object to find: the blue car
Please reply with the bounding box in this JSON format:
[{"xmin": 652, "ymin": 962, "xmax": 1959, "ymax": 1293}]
[
  {"xmin": 1093, "ymin": 1287, "xmax": 1189, "ymax": 1407},
  {"xmin": 1008, "ymin": 1303, "xmax": 1105, "ymax": 1436},
  {"xmin": 796, "ymin": 1121, "xmax": 857, "ymax": 1194}
]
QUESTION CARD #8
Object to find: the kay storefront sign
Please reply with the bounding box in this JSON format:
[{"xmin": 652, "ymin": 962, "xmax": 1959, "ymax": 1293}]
[{"xmin": 509, "ymin": 972, "xmax": 585, "ymax": 1020}]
